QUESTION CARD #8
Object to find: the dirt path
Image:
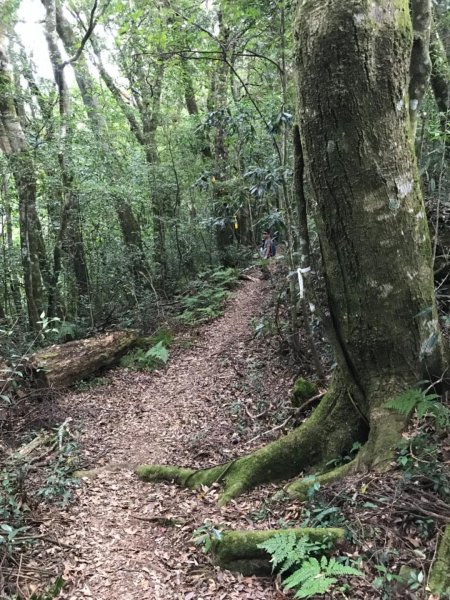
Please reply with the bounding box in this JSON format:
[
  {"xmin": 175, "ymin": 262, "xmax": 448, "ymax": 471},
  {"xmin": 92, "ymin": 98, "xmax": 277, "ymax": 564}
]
[{"xmin": 43, "ymin": 277, "xmax": 292, "ymax": 600}]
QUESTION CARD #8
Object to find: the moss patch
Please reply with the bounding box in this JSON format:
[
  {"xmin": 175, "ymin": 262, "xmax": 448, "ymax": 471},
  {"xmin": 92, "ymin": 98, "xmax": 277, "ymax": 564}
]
[{"xmin": 291, "ymin": 377, "xmax": 318, "ymax": 407}]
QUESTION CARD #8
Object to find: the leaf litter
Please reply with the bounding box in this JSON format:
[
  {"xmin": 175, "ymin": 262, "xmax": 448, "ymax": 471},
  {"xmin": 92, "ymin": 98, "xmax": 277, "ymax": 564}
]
[{"xmin": 23, "ymin": 275, "xmax": 295, "ymax": 599}]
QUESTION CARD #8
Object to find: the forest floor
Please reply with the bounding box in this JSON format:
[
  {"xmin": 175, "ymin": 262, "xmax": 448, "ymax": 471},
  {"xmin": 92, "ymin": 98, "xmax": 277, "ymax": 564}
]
[
  {"xmin": 23, "ymin": 273, "xmax": 299, "ymax": 599},
  {"xmin": 4, "ymin": 270, "xmax": 449, "ymax": 600}
]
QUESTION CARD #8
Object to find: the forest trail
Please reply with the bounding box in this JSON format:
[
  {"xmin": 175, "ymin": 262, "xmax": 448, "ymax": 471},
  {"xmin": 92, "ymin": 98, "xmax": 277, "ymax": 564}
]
[{"xmin": 47, "ymin": 276, "xmax": 291, "ymax": 600}]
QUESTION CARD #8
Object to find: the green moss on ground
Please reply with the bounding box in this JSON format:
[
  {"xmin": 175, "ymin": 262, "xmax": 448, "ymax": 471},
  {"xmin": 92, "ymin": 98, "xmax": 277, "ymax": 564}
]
[{"xmin": 292, "ymin": 377, "xmax": 318, "ymax": 407}]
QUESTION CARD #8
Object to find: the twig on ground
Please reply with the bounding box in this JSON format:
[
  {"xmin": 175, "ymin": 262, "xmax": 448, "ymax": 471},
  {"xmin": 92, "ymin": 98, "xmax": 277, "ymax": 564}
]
[
  {"xmin": 245, "ymin": 415, "xmax": 292, "ymax": 446},
  {"xmin": 294, "ymin": 390, "xmax": 325, "ymax": 415}
]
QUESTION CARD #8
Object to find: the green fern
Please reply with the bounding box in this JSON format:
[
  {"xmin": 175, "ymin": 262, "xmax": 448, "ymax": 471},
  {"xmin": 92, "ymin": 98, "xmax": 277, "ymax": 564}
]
[
  {"xmin": 284, "ymin": 556, "xmax": 363, "ymax": 598},
  {"xmin": 257, "ymin": 532, "xmax": 325, "ymax": 574},
  {"xmin": 386, "ymin": 389, "xmax": 424, "ymax": 414},
  {"xmin": 386, "ymin": 389, "xmax": 450, "ymax": 426},
  {"xmin": 258, "ymin": 534, "xmax": 362, "ymax": 598}
]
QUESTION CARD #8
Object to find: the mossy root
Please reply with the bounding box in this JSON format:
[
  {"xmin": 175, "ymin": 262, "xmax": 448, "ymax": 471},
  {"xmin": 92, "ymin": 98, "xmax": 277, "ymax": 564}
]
[
  {"xmin": 428, "ymin": 525, "xmax": 450, "ymax": 596},
  {"xmin": 213, "ymin": 527, "xmax": 346, "ymax": 575},
  {"xmin": 136, "ymin": 378, "xmax": 367, "ymax": 504},
  {"xmin": 287, "ymin": 459, "xmax": 357, "ymax": 499}
]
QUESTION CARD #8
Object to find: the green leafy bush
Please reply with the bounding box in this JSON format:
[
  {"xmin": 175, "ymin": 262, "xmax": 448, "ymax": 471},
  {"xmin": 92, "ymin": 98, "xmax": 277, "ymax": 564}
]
[
  {"xmin": 396, "ymin": 432, "xmax": 449, "ymax": 502},
  {"xmin": 192, "ymin": 521, "xmax": 223, "ymax": 553},
  {"xmin": 175, "ymin": 267, "xmax": 239, "ymax": 325},
  {"xmin": 178, "ymin": 287, "xmax": 229, "ymax": 324}
]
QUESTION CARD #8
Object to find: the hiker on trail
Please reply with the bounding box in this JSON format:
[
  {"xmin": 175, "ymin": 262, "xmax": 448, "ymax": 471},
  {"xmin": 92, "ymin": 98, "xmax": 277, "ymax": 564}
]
[{"xmin": 260, "ymin": 230, "xmax": 275, "ymax": 259}]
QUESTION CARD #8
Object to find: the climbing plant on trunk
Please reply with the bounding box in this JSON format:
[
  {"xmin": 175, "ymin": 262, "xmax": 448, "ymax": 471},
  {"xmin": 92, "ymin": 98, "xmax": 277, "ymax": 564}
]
[{"xmin": 137, "ymin": 0, "xmax": 446, "ymax": 503}]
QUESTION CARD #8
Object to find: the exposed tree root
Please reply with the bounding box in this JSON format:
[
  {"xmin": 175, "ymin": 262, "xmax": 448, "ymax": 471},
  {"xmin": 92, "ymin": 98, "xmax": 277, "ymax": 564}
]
[
  {"xmin": 428, "ymin": 525, "xmax": 450, "ymax": 596},
  {"xmin": 287, "ymin": 459, "xmax": 357, "ymax": 499},
  {"xmin": 137, "ymin": 376, "xmax": 368, "ymax": 504},
  {"xmin": 212, "ymin": 527, "xmax": 346, "ymax": 576}
]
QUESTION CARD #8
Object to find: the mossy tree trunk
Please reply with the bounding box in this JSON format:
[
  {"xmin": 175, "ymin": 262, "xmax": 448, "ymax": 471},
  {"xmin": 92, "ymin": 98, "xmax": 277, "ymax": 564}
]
[
  {"xmin": 294, "ymin": 0, "xmax": 444, "ymax": 464},
  {"xmin": 137, "ymin": 0, "xmax": 446, "ymax": 504}
]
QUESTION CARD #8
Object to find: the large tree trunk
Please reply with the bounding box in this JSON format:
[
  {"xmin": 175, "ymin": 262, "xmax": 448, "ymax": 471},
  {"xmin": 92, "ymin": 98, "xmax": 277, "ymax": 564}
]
[
  {"xmin": 137, "ymin": 0, "xmax": 446, "ymax": 506},
  {"xmin": 26, "ymin": 330, "xmax": 138, "ymax": 389},
  {"xmin": 295, "ymin": 0, "xmax": 444, "ymax": 461}
]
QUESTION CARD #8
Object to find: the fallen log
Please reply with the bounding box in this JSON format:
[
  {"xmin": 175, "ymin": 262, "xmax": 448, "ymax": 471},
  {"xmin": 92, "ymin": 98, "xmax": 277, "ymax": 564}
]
[{"xmin": 25, "ymin": 330, "xmax": 138, "ymax": 389}]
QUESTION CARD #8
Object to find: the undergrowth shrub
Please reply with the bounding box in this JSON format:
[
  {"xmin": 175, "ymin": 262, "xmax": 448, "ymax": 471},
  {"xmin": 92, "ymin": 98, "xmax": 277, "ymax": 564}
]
[
  {"xmin": 387, "ymin": 387, "xmax": 450, "ymax": 502},
  {"xmin": 178, "ymin": 267, "xmax": 239, "ymax": 325},
  {"xmin": 0, "ymin": 421, "xmax": 79, "ymax": 571},
  {"xmin": 120, "ymin": 341, "xmax": 170, "ymax": 371},
  {"xmin": 120, "ymin": 328, "xmax": 173, "ymax": 371}
]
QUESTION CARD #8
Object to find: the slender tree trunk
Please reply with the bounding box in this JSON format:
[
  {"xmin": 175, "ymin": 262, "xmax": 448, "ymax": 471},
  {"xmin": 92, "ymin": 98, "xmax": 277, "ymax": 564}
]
[
  {"xmin": 181, "ymin": 59, "xmax": 212, "ymax": 159},
  {"xmin": 42, "ymin": 0, "xmax": 90, "ymax": 315},
  {"xmin": 409, "ymin": 0, "xmax": 433, "ymax": 134},
  {"xmin": 213, "ymin": 9, "xmax": 234, "ymax": 264},
  {"xmin": 0, "ymin": 41, "xmax": 46, "ymax": 329},
  {"xmin": 90, "ymin": 33, "xmax": 167, "ymax": 287},
  {"xmin": 54, "ymin": 2, "xmax": 152, "ymax": 293},
  {"xmin": 1, "ymin": 173, "xmax": 23, "ymax": 315},
  {"xmin": 430, "ymin": 25, "xmax": 450, "ymax": 121}
]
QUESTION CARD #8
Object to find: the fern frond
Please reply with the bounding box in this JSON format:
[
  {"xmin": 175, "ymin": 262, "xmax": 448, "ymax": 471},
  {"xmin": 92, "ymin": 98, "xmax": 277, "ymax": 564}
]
[
  {"xmin": 325, "ymin": 557, "xmax": 363, "ymax": 577},
  {"xmin": 279, "ymin": 554, "xmax": 298, "ymax": 576},
  {"xmin": 386, "ymin": 389, "xmax": 423, "ymax": 415},
  {"xmin": 257, "ymin": 531, "xmax": 296, "ymax": 572},
  {"xmin": 294, "ymin": 576, "xmax": 337, "ymax": 598},
  {"xmin": 284, "ymin": 558, "xmax": 320, "ymax": 590}
]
